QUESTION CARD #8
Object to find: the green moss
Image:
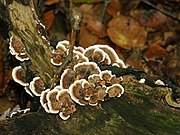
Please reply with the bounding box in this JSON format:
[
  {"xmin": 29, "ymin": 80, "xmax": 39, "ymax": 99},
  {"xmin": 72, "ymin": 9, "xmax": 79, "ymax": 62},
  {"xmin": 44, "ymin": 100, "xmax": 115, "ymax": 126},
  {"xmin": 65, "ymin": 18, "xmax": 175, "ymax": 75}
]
[{"xmin": 118, "ymin": 34, "xmax": 127, "ymax": 45}]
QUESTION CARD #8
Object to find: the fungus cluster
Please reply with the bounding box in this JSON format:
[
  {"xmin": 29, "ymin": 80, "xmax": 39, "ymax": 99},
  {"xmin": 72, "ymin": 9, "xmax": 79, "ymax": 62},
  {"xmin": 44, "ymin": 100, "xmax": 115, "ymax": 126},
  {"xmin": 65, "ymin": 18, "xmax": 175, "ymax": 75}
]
[{"xmin": 10, "ymin": 39, "xmax": 126, "ymax": 120}]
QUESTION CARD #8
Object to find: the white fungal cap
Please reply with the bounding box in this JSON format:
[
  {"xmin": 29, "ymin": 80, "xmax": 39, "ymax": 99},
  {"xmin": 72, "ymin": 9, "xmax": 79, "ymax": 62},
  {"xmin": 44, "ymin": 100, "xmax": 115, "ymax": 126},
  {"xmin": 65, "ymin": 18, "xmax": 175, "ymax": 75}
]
[
  {"xmin": 59, "ymin": 112, "xmax": 70, "ymax": 120},
  {"xmin": 106, "ymin": 84, "xmax": 124, "ymax": 97},
  {"xmin": 24, "ymin": 87, "xmax": 34, "ymax": 97},
  {"xmin": 12, "ymin": 66, "xmax": 29, "ymax": 86},
  {"xmin": 9, "ymin": 36, "xmax": 26, "ymax": 55},
  {"xmin": 51, "ymin": 45, "xmax": 68, "ymax": 66},
  {"xmin": 100, "ymin": 70, "xmax": 113, "ymax": 81},
  {"xmin": 50, "ymin": 58, "xmax": 63, "ymax": 66},
  {"xmin": 9, "ymin": 36, "xmax": 17, "ymax": 55},
  {"xmin": 89, "ymin": 102, "xmax": 98, "ymax": 106},
  {"xmin": 73, "ymin": 62, "xmax": 101, "ymax": 79},
  {"xmin": 15, "ymin": 54, "xmax": 29, "ymax": 62},
  {"xmin": 56, "ymin": 89, "xmax": 76, "ymax": 120},
  {"xmin": 74, "ymin": 46, "xmax": 85, "ymax": 53},
  {"xmin": 56, "ymin": 43, "xmax": 67, "ymax": 51},
  {"xmin": 46, "ymin": 89, "xmax": 60, "ymax": 114},
  {"xmin": 84, "ymin": 46, "xmax": 111, "ymax": 65},
  {"xmin": 73, "ymin": 50, "xmax": 89, "ymax": 62},
  {"xmin": 40, "ymin": 89, "xmax": 51, "ymax": 113},
  {"xmin": 88, "ymin": 74, "xmax": 102, "ymax": 81},
  {"xmin": 69, "ymin": 79, "xmax": 87, "ymax": 106},
  {"xmin": 9, "ymin": 36, "xmax": 29, "ymax": 62},
  {"xmin": 155, "ymin": 79, "xmax": 165, "ymax": 86},
  {"xmin": 60, "ymin": 69, "xmax": 75, "ymax": 89},
  {"xmin": 95, "ymin": 45, "xmax": 126, "ymax": 68},
  {"xmin": 139, "ymin": 78, "xmax": 146, "ymax": 84},
  {"xmin": 56, "ymin": 40, "xmax": 69, "ymax": 48},
  {"xmin": 29, "ymin": 77, "xmax": 45, "ymax": 96}
]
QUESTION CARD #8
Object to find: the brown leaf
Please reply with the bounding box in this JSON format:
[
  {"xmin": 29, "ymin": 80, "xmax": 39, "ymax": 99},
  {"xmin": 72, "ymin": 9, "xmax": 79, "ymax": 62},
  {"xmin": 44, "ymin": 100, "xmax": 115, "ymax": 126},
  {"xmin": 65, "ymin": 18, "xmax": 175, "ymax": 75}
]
[
  {"xmin": 83, "ymin": 17, "xmax": 107, "ymax": 38},
  {"xmin": 107, "ymin": 0, "xmax": 122, "ymax": 16},
  {"xmin": 42, "ymin": 10, "xmax": 55, "ymax": 31},
  {"xmin": 145, "ymin": 44, "xmax": 167, "ymax": 60},
  {"xmin": 107, "ymin": 15, "xmax": 147, "ymax": 49},
  {"xmin": 44, "ymin": 0, "xmax": 60, "ymax": 5},
  {"xmin": 78, "ymin": 26, "xmax": 99, "ymax": 48},
  {"xmin": 138, "ymin": 10, "xmax": 169, "ymax": 28},
  {"xmin": 79, "ymin": 4, "xmax": 94, "ymax": 13}
]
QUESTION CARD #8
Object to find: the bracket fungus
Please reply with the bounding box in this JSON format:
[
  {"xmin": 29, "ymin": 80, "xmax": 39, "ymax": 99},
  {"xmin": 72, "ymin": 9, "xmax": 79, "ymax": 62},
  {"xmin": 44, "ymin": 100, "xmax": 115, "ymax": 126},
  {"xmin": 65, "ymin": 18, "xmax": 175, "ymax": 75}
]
[
  {"xmin": 12, "ymin": 66, "xmax": 29, "ymax": 87},
  {"xmin": 10, "ymin": 37, "xmax": 127, "ymax": 120},
  {"xmin": 46, "ymin": 88, "xmax": 61, "ymax": 114},
  {"xmin": 9, "ymin": 36, "xmax": 29, "ymax": 62},
  {"xmin": 74, "ymin": 62, "xmax": 101, "ymax": 80},
  {"xmin": 51, "ymin": 43, "xmax": 68, "ymax": 66},
  {"xmin": 40, "ymin": 89, "xmax": 51, "ymax": 113},
  {"xmin": 56, "ymin": 89, "xmax": 76, "ymax": 120},
  {"xmin": 106, "ymin": 84, "xmax": 124, "ymax": 98},
  {"xmin": 29, "ymin": 77, "xmax": 45, "ymax": 96}
]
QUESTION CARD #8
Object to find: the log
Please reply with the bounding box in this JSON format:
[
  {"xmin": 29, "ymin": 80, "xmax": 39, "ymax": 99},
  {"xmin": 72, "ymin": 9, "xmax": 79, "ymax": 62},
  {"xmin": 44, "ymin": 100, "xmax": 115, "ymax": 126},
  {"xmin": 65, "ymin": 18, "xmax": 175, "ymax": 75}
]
[{"xmin": 0, "ymin": 76, "xmax": 180, "ymax": 135}]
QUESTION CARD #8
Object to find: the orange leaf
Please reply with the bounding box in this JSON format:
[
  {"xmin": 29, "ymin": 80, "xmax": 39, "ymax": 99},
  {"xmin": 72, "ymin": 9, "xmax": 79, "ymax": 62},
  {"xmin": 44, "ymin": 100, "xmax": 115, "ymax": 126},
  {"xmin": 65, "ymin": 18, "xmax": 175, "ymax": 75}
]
[
  {"xmin": 83, "ymin": 17, "xmax": 107, "ymax": 38},
  {"xmin": 139, "ymin": 10, "xmax": 169, "ymax": 28},
  {"xmin": 42, "ymin": 10, "xmax": 55, "ymax": 31},
  {"xmin": 44, "ymin": 0, "xmax": 60, "ymax": 5},
  {"xmin": 107, "ymin": 15, "xmax": 147, "ymax": 49},
  {"xmin": 145, "ymin": 44, "xmax": 167, "ymax": 60},
  {"xmin": 78, "ymin": 26, "xmax": 99, "ymax": 48},
  {"xmin": 107, "ymin": 0, "xmax": 122, "ymax": 16}
]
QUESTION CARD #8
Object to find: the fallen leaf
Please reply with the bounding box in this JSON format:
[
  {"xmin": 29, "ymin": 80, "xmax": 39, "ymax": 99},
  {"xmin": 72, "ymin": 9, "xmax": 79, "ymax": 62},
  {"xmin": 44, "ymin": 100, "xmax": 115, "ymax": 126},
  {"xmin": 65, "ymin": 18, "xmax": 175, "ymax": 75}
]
[
  {"xmin": 83, "ymin": 17, "xmax": 107, "ymax": 38},
  {"xmin": 72, "ymin": 0, "xmax": 102, "ymax": 3},
  {"xmin": 79, "ymin": 4, "xmax": 94, "ymax": 13},
  {"xmin": 138, "ymin": 10, "xmax": 169, "ymax": 28},
  {"xmin": 44, "ymin": 0, "xmax": 60, "ymax": 5},
  {"xmin": 42, "ymin": 10, "xmax": 55, "ymax": 31},
  {"xmin": 145, "ymin": 44, "xmax": 167, "ymax": 60},
  {"xmin": 78, "ymin": 26, "xmax": 99, "ymax": 48},
  {"xmin": 106, "ymin": 0, "xmax": 122, "ymax": 16},
  {"xmin": 107, "ymin": 15, "xmax": 147, "ymax": 49}
]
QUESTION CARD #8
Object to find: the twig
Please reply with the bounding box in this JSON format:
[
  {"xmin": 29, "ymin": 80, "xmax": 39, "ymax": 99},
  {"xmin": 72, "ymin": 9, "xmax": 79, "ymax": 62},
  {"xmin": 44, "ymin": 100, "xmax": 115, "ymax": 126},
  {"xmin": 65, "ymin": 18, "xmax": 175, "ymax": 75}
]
[
  {"xmin": 50, "ymin": 9, "xmax": 81, "ymax": 88},
  {"xmin": 100, "ymin": 0, "xmax": 111, "ymax": 23},
  {"xmin": 141, "ymin": 1, "xmax": 180, "ymax": 22}
]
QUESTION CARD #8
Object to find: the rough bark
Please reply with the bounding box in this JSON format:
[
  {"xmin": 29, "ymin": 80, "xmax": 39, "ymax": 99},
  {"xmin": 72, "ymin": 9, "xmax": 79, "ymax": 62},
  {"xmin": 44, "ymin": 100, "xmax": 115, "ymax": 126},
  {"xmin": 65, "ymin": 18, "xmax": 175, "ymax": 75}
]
[{"xmin": 0, "ymin": 76, "xmax": 180, "ymax": 135}]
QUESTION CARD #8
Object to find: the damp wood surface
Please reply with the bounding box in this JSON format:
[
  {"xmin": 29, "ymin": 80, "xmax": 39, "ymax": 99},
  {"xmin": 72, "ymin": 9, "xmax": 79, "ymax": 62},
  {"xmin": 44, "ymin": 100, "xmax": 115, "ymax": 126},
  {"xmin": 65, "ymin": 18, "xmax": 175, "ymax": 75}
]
[{"xmin": 0, "ymin": 76, "xmax": 180, "ymax": 135}]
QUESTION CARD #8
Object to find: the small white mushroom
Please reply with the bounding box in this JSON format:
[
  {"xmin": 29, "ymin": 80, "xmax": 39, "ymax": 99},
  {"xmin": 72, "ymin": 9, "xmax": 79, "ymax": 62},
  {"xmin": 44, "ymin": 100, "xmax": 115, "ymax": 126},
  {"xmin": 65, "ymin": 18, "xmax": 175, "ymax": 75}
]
[
  {"xmin": 155, "ymin": 79, "xmax": 165, "ymax": 86},
  {"xmin": 139, "ymin": 78, "xmax": 146, "ymax": 84}
]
